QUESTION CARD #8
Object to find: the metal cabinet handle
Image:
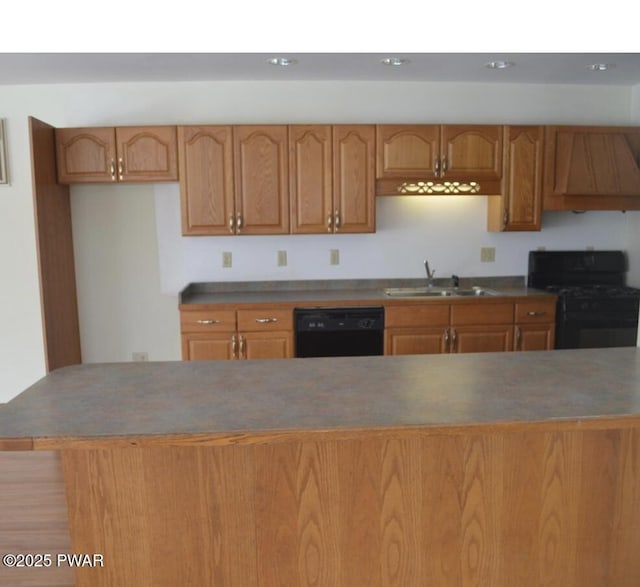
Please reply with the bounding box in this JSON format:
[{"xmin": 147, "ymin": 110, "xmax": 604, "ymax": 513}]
[
  {"xmin": 441, "ymin": 156, "xmax": 448, "ymax": 175},
  {"xmin": 117, "ymin": 157, "xmax": 124, "ymax": 181},
  {"xmin": 527, "ymin": 311, "xmax": 546, "ymax": 316},
  {"xmin": 451, "ymin": 328, "xmax": 457, "ymax": 351},
  {"xmin": 503, "ymin": 209, "xmax": 509, "ymax": 229},
  {"xmin": 236, "ymin": 213, "xmax": 243, "ymax": 232},
  {"xmin": 255, "ymin": 317, "xmax": 278, "ymax": 324},
  {"xmin": 334, "ymin": 210, "xmax": 341, "ymax": 231},
  {"xmin": 327, "ymin": 211, "xmax": 333, "ymax": 232},
  {"xmin": 515, "ymin": 326, "xmax": 522, "ymax": 350},
  {"xmin": 231, "ymin": 334, "xmax": 238, "ymax": 359},
  {"xmin": 444, "ymin": 328, "xmax": 450, "ymax": 351},
  {"xmin": 196, "ymin": 319, "xmax": 220, "ymax": 325},
  {"xmin": 228, "ymin": 215, "xmax": 235, "ymax": 233},
  {"xmin": 434, "ymin": 157, "xmax": 440, "ymax": 177},
  {"xmin": 239, "ymin": 335, "xmax": 246, "ymax": 359},
  {"xmin": 109, "ymin": 159, "xmax": 116, "ymax": 181}
]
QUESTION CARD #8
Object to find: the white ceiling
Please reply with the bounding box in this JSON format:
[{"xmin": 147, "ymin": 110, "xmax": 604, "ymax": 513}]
[{"xmin": 1, "ymin": 53, "xmax": 639, "ymax": 86}]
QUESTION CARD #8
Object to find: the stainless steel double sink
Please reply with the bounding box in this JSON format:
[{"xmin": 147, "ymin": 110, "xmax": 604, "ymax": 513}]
[{"xmin": 383, "ymin": 286, "xmax": 501, "ymax": 298}]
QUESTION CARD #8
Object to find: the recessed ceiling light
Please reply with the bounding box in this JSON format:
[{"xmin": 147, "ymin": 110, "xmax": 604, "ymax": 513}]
[
  {"xmin": 588, "ymin": 63, "xmax": 616, "ymax": 71},
  {"xmin": 485, "ymin": 60, "xmax": 515, "ymax": 70},
  {"xmin": 381, "ymin": 57, "xmax": 410, "ymax": 66},
  {"xmin": 267, "ymin": 57, "xmax": 298, "ymax": 67}
]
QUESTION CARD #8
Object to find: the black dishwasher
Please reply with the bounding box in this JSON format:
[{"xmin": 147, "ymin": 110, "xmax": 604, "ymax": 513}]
[{"xmin": 294, "ymin": 307, "xmax": 385, "ymax": 358}]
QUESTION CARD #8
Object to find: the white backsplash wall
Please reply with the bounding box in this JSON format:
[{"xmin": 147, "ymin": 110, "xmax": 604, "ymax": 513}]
[{"xmin": 154, "ymin": 183, "xmax": 634, "ymax": 294}]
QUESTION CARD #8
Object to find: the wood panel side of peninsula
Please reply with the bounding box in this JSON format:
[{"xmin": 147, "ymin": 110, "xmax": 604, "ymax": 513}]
[{"xmin": 60, "ymin": 423, "xmax": 640, "ymax": 587}]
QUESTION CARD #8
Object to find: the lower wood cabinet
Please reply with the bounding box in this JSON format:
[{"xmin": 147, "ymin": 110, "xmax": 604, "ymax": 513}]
[
  {"xmin": 513, "ymin": 300, "xmax": 556, "ymax": 351},
  {"xmin": 451, "ymin": 324, "xmax": 513, "ymax": 353},
  {"xmin": 385, "ymin": 304, "xmax": 449, "ymax": 355},
  {"xmin": 450, "ymin": 302, "xmax": 514, "ymax": 353},
  {"xmin": 514, "ymin": 324, "xmax": 555, "ymax": 351},
  {"xmin": 181, "ymin": 307, "xmax": 293, "ymax": 361},
  {"xmin": 182, "ymin": 298, "xmax": 555, "ymax": 361},
  {"xmin": 385, "ymin": 298, "xmax": 556, "ymax": 356}
]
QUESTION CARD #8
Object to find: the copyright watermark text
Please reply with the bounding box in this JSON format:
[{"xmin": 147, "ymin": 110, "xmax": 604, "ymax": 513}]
[{"xmin": 2, "ymin": 553, "xmax": 104, "ymax": 568}]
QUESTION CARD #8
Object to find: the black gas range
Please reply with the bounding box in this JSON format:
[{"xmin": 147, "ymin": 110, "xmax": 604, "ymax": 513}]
[{"xmin": 528, "ymin": 250, "xmax": 640, "ymax": 349}]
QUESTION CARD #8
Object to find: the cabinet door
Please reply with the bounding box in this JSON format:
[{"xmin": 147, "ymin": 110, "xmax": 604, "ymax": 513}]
[
  {"xmin": 55, "ymin": 127, "xmax": 116, "ymax": 183},
  {"xmin": 234, "ymin": 125, "xmax": 289, "ymax": 234},
  {"xmin": 376, "ymin": 125, "xmax": 439, "ymax": 178},
  {"xmin": 385, "ymin": 328, "xmax": 448, "ymax": 355},
  {"xmin": 116, "ymin": 126, "xmax": 178, "ymax": 182},
  {"xmin": 333, "ymin": 125, "xmax": 376, "ymax": 233},
  {"xmin": 514, "ymin": 324, "xmax": 555, "ymax": 351},
  {"xmin": 451, "ymin": 325, "xmax": 513, "ymax": 353},
  {"xmin": 441, "ymin": 125, "xmax": 503, "ymax": 181},
  {"xmin": 179, "ymin": 126, "xmax": 235, "ymax": 235},
  {"xmin": 488, "ymin": 126, "xmax": 543, "ymax": 232},
  {"xmin": 182, "ymin": 333, "xmax": 235, "ymax": 360},
  {"xmin": 240, "ymin": 331, "xmax": 293, "ymax": 359},
  {"xmin": 289, "ymin": 125, "xmax": 333, "ymax": 234}
]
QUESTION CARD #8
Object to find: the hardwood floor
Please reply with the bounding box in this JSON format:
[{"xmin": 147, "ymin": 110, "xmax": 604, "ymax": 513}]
[{"xmin": 0, "ymin": 450, "xmax": 74, "ymax": 586}]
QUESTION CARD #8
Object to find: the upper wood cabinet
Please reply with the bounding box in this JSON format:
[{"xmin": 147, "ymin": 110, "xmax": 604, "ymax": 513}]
[
  {"xmin": 55, "ymin": 126, "xmax": 178, "ymax": 183},
  {"xmin": 179, "ymin": 126, "xmax": 234, "ymax": 235},
  {"xmin": 487, "ymin": 126, "xmax": 544, "ymax": 232},
  {"xmin": 234, "ymin": 125, "xmax": 289, "ymax": 235},
  {"xmin": 376, "ymin": 125, "xmax": 439, "ymax": 178},
  {"xmin": 179, "ymin": 125, "xmax": 289, "ymax": 235},
  {"xmin": 289, "ymin": 125, "xmax": 333, "ymax": 233},
  {"xmin": 333, "ymin": 125, "xmax": 376, "ymax": 233},
  {"xmin": 543, "ymin": 126, "xmax": 640, "ymax": 210},
  {"xmin": 290, "ymin": 125, "xmax": 375, "ymax": 234},
  {"xmin": 376, "ymin": 124, "xmax": 503, "ymax": 195}
]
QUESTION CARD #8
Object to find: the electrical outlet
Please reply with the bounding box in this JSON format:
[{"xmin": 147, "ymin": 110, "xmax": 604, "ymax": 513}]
[
  {"xmin": 480, "ymin": 247, "xmax": 496, "ymax": 262},
  {"xmin": 277, "ymin": 250, "xmax": 287, "ymax": 267},
  {"xmin": 222, "ymin": 251, "xmax": 232, "ymax": 268},
  {"xmin": 132, "ymin": 352, "xmax": 148, "ymax": 362},
  {"xmin": 330, "ymin": 249, "xmax": 340, "ymax": 265},
  {"xmin": 536, "ymin": 246, "xmax": 546, "ymax": 251},
  {"xmin": 586, "ymin": 245, "xmax": 595, "ymax": 251}
]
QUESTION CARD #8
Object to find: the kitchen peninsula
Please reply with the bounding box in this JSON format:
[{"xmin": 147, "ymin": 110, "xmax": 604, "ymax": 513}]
[{"xmin": 1, "ymin": 348, "xmax": 640, "ymax": 586}]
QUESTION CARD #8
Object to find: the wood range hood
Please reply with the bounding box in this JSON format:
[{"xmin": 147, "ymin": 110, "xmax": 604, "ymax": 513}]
[{"xmin": 543, "ymin": 126, "xmax": 640, "ymax": 211}]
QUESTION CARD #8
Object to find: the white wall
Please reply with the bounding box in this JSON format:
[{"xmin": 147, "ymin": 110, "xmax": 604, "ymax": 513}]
[{"xmin": 1, "ymin": 79, "xmax": 639, "ymax": 402}]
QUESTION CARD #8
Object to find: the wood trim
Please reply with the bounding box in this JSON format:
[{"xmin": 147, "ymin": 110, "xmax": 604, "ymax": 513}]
[
  {"xmin": 29, "ymin": 117, "xmax": 81, "ymax": 372},
  {"xmin": 30, "ymin": 415, "xmax": 640, "ymax": 450}
]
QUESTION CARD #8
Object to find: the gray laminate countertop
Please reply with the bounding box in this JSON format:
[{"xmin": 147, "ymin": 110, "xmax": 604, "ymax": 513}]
[
  {"xmin": 1, "ymin": 348, "xmax": 639, "ymax": 448},
  {"xmin": 179, "ymin": 277, "xmax": 553, "ymax": 307}
]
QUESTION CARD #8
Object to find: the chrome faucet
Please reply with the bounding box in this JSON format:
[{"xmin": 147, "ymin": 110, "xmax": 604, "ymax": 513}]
[{"xmin": 424, "ymin": 259, "xmax": 435, "ymax": 288}]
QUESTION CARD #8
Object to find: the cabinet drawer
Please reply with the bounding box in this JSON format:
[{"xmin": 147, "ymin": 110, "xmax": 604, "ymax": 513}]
[
  {"xmin": 237, "ymin": 308, "xmax": 293, "ymax": 331},
  {"xmin": 515, "ymin": 300, "xmax": 556, "ymax": 323},
  {"xmin": 180, "ymin": 310, "xmax": 237, "ymax": 333},
  {"xmin": 385, "ymin": 304, "xmax": 450, "ymax": 328},
  {"xmin": 451, "ymin": 303, "xmax": 513, "ymax": 325}
]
